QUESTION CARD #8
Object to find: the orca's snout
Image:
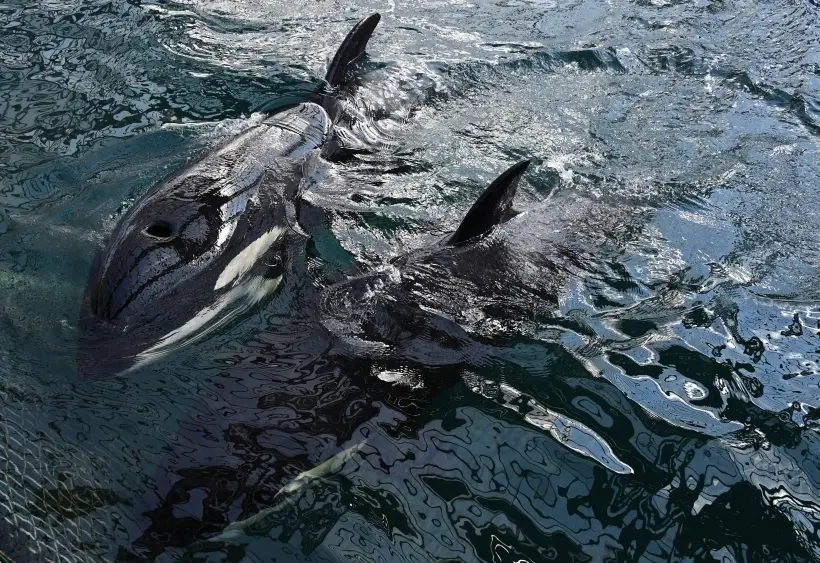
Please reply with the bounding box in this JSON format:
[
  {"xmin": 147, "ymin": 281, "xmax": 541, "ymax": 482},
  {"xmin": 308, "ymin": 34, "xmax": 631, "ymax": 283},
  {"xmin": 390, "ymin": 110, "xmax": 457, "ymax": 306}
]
[{"xmin": 76, "ymin": 315, "xmax": 134, "ymax": 379}]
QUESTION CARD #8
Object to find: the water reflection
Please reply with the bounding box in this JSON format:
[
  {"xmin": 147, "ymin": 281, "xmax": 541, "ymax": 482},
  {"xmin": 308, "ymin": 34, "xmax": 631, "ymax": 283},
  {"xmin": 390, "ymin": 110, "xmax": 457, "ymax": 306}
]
[
  {"xmin": 2, "ymin": 0, "xmax": 820, "ymax": 561},
  {"xmin": 181, "ymin": 397, "xmax": 818, "ymax": 562}
]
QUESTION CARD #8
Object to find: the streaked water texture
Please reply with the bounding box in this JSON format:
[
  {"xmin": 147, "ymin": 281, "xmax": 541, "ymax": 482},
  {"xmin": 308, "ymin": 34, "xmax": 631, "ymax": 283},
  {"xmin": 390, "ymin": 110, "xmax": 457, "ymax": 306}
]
[{"xmin": 1, "ymin": 0, "xmax": 820, "ymax": 561}]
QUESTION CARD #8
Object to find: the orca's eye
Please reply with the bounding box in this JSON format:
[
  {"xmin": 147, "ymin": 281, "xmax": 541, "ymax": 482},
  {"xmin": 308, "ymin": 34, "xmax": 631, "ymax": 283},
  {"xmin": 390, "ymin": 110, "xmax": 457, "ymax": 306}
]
[{"xmin": 144, "ymin": 220, "xmax": 175, "ymax": 240}]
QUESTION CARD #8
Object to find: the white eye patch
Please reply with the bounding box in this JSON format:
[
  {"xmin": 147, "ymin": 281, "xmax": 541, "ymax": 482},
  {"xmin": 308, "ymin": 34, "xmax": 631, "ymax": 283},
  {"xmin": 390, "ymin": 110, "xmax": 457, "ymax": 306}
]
[{"xmin": 214, "ymin": 226, "xmax": 285, "ymax": 291}]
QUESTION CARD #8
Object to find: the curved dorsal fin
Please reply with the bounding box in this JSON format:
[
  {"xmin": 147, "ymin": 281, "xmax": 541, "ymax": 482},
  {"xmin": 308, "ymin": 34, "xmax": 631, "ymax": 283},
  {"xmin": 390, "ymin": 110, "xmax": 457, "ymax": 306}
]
[
  {"xmin": 447, "ymin": 160, "xmax": 531, "ymax": 245},
  {"xmin": 325, "ymin": 13, "xmax": 381, "ymax": 89}
]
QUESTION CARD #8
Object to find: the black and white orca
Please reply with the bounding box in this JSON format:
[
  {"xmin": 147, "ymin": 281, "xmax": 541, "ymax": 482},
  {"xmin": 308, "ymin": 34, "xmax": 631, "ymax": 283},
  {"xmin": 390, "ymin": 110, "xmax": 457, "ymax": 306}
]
[{"xmin": 77, "ymin": 15, "xmax": 382, "ymax": 378}]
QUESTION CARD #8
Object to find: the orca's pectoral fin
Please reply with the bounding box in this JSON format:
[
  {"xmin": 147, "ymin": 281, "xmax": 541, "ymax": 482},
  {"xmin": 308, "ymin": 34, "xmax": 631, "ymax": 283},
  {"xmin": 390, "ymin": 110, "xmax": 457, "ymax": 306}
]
[
  {"xmin": 325, "ymin": 13, "xmax": 381, "ymax": 89},
  {"xmin": 447, "ymin": 160, "xmax": 531, "ymax": 245}
]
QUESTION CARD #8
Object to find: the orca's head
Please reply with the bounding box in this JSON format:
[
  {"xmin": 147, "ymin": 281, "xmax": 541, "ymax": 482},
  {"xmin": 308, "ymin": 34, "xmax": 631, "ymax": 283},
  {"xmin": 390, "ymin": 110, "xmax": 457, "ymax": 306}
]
[
  {"xmin": 77, "ymin": 187, "xmax": 288, "ymax": 379},
  {"xmin": 88, "ymin": 197, "xmax": 220, "ymax": 321}
]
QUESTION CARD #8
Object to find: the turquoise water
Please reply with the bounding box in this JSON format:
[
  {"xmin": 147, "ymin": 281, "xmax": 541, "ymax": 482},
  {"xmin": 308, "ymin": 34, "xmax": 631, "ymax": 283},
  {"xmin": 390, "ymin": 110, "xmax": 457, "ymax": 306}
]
[{"xmin": 2, "ymin": 1, "xmax": 820, "ymax": 561}]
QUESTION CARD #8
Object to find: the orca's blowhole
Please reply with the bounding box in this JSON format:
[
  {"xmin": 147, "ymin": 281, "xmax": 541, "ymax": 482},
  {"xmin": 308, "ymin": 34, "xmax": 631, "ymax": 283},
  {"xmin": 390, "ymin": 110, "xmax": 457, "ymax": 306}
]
[{"xmin": 145, "ymin": 220, "xmax": 174, "ymax": 239}]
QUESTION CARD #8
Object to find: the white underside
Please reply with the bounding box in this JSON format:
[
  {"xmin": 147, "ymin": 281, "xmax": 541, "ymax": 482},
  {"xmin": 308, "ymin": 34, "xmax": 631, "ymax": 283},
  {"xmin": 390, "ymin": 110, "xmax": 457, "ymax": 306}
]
[
  {"xmin": 205, "ymin": 440, "xmax": 369, "ymax": 544},
  {"xmin": 130, "ymin": 274, "xmax": 282, "ymax": 371}
]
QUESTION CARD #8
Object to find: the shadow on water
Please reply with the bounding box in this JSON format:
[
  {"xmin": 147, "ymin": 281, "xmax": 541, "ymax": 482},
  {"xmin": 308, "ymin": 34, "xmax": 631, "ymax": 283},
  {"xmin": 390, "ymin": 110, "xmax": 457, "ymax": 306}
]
[{"xmin": 2, "ymin": 0, "xmax": 820, "ymax": 561}]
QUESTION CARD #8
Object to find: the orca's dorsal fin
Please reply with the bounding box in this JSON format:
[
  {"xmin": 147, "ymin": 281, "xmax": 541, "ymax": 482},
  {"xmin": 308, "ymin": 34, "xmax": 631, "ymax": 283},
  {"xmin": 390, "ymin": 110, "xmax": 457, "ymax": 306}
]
[
  {"xmin": 447, "ymin": 160, "xmax": 531, "ymax": 245},
  {"xmin": 325, "ymin": 13, "xmax": 381, "ymax": 89}
]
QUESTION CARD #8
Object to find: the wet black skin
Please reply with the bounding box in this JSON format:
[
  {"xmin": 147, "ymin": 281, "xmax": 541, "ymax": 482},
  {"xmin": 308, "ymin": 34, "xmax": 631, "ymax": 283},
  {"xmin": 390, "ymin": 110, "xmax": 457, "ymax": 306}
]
[
  {"xmin": 77, "ymin": 140, "xmax": 304, "ymax": 379},
  {"xmin": 77, "ymin": 14, "xmax": 382, "ymax": 379}
]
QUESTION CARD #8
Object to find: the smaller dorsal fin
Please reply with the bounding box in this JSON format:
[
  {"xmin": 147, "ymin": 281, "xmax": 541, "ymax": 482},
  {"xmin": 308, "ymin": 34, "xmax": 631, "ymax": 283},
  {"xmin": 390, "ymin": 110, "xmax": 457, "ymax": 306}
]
[{"xmin": 447, "ymin": 160, "xmax": 530, "ymax": 245}]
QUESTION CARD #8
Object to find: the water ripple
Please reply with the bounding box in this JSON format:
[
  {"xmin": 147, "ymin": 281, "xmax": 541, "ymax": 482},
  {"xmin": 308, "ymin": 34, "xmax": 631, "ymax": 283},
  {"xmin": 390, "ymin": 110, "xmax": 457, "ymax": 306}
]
[{"xmin": 2, "ymin": 0, "xmax": 820, "ymax": 560}]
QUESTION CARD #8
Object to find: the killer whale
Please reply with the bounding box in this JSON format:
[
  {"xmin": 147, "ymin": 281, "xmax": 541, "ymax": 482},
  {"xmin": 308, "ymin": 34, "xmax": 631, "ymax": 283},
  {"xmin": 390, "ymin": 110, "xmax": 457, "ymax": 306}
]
[
  {"xmin": 77, "ymin": 14, "xmax": 382, "ymax": 378},
  {"xmin": 320, "ymin": 159, "xmax": 532, "ymax": 396},
  {"xmin": 107, "ymin": 159, "xmax": 536, "ymax": 558}
]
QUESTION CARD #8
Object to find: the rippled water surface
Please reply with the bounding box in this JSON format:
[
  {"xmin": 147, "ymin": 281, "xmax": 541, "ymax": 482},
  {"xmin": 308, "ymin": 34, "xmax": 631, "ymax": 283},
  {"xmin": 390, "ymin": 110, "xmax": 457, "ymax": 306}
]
[{"xmin": 2, "ymin": 0, "xmax": 820, "ymax": 561}]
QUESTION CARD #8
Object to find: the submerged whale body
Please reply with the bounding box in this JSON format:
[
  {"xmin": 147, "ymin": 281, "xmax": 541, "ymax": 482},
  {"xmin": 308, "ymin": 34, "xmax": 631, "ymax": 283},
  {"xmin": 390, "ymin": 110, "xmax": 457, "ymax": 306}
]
[{"xmin": 77, "ymin": 14, "xmax": 382, "ymax": 378}]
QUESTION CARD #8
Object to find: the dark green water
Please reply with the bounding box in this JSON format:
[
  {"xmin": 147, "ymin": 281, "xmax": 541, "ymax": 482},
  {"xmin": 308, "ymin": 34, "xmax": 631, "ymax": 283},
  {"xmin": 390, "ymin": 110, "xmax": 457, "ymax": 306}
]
[{"xmin": 2, "ymin": 1, "xmax": 820, "ymax": 561}]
